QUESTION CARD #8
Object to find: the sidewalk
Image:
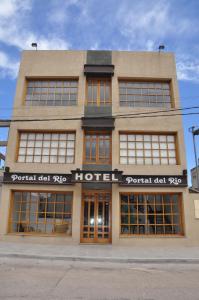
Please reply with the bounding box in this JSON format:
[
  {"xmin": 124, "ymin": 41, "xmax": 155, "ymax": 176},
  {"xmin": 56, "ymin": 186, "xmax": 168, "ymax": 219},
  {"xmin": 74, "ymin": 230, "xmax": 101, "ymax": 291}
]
[{"xmin": 0, "ymin": 241, "xmax": 199, "ymax": 263}]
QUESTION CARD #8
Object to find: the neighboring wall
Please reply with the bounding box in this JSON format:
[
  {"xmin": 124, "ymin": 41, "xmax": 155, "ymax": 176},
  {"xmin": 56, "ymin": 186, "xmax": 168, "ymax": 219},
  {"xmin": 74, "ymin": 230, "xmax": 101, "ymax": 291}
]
[{"xmin": 191, "ymin": 167, "xmax": 199, "ymax": 189}]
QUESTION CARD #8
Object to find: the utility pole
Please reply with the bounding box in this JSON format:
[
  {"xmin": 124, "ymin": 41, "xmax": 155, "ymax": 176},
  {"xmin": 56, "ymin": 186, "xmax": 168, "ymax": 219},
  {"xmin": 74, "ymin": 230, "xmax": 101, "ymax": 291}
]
[{"xmin": 189, "ymin": 126, "xmax": 199, "ymax": 190}]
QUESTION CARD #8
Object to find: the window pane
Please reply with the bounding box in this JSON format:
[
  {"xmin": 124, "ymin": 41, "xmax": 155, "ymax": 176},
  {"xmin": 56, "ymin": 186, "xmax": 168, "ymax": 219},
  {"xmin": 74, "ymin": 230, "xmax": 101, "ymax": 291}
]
[
  {"xmin": 25, "ymin": 80, "xmax": 77, "ymax": 106},
  {"xmin": 120, "ymin": 133, "xmax": 176, "ymax": 165},
  {"xmin": 119, "ymin": 81, "xmax": 172, "ymax": 107},
  {"xmin": 87, "ymin": 80, "xmax": 111, "ymax": 106},
  {"xmin": 120, "ymin": 193, "xmax": 182, "ymax": 236},
  {"xmin": 10, "ymin": 192, "xmax": 72, "ymax": 235},
  {"xmin": 84, "ymin": 133, "xmax": 110, "ymax": 164},
  {"xmin": 18, "ymin": 132, "xmax": 75, "ymax": 164}
]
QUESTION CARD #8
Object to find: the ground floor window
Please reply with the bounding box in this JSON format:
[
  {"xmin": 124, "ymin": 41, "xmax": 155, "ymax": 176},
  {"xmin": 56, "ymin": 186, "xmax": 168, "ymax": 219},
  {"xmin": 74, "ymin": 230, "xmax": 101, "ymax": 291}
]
[
  {"xmin": 10, "ymin": 191, "xmax": 73, "ymax": 235},
  {"xmin": 120, "ymin": 193, "xmax": 183, "ymax": 235}
]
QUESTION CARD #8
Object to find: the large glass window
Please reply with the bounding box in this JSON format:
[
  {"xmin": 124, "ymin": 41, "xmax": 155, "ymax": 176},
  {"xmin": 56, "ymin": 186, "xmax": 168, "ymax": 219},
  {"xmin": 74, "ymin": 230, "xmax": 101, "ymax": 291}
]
[
  {"xmin": 26, "ymin": 80, "xmax": 78, "ymax": 106},
  {"xmin": 120, "ymin": 133, "xmax": 177, "ymax": 165},
  {"xmin": 10, "ymin": 192, "xmax": 73, "ymax": 235},
  {"xmin": 119, "ymin": 81, "xmax": 172, "ymax": 108},
  {"xmin": 87, "ymin": 79, "xmax": 111, "ymax": 106},
  {"xmin": 120, "ymin": 193, "xmax": 183, "ymax": 235},
  {"xmin": 84, "ymin": 132, "xmax": 111, "ymax": 164},
  {"xmin": 18, "ymin": 132, "xmax": 75, "ymax": 164}
]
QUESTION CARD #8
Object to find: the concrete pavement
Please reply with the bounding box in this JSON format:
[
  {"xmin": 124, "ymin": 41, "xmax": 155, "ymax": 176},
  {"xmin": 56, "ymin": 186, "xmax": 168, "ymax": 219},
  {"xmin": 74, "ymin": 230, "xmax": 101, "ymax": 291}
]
[
  {"xmin": 1, "ymin": 257, "xmax": 199, "ymax": 300},
  {"xmin": 0, "ymin": 240, "xmax": 199, "ymax": 263}
]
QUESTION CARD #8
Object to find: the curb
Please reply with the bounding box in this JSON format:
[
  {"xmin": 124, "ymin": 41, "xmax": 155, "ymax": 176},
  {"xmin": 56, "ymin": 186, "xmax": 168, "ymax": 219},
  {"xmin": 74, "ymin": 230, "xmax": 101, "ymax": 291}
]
[{"xmin": 0, "ymin": 253, "xmax": 199, "ymax": 264}]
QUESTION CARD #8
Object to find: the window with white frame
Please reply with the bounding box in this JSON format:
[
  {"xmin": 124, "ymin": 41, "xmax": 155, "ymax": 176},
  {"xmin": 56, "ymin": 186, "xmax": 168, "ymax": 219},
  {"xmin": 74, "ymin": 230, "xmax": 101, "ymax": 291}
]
[
  {"xmin": 18, "ymin": 132, "xmax": 75, "ymax": 164},
  {"xmin": 120, "ymin": 133, "xmax": 177, "ymax": 165}
]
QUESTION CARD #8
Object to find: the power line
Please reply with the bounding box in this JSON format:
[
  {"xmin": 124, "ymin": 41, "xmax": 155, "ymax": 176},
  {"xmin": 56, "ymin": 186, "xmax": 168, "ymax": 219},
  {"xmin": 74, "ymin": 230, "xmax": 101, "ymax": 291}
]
[
  {"xmin": 1, "ymin": 105, "xmax": 199, "ymax": 120},
  {"xmin": 0, "ymin": 111, "xmax": 199, "ymax": 123}
]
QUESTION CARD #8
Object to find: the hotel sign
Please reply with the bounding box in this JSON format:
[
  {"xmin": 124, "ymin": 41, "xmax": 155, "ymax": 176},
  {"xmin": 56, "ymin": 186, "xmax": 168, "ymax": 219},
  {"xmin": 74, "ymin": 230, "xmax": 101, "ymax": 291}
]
[
  {"xmin": 121, "ymin": 175, "xmax": 187, "ymax": 187},
  {"xmin": 3, "ymin": 170, "xmax": 187, "ymax": 187},
  {"xmin": 71, "ymin": 170, "xmax": 123, "ymax": 183},
  {"xmin": 3, "ymin": 172, "xmax": 72, "ymax": 185}
]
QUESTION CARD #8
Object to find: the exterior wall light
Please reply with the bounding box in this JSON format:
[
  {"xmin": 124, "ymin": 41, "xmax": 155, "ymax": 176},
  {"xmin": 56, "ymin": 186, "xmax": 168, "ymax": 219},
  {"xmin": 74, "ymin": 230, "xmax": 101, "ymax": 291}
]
[
  {"xmin": 158, "ymin": 45, "xmax": 165, "ymax": 52},
  {"xmin": 31, "ymin": 43, "xmax": 37, "ymax": 50}
]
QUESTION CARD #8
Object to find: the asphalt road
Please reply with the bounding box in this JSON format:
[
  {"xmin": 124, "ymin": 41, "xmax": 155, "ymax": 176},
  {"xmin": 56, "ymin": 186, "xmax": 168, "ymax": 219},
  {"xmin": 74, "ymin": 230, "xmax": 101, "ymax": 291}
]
[{"xmin": 0, "ymin": 257, "xmax": 199, "ymax": 300}]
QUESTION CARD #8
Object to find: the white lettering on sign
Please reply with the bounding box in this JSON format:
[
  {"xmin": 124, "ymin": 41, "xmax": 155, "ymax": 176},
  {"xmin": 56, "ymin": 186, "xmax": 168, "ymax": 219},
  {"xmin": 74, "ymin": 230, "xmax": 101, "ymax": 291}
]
[
  {"xmin": 11, "ymin": 174, "xmax": 37, "ymax": 182},
  {"xmin": 75, "ymin": 173, "xmax": 83, "ymax": 181},
  {"xmin": 154, "ymin": 177, "xmax": 166, "ymax": 184},
  {"xmin": 125, "ymin": 176, "xmax": 183, "ymax": 185},
  {"xmin": 53, "ymin": 176, "xmax": 67, "ymax": 184},
  {"xmin": 94, "ymin": 173, "xmax": 101, "ymax": 181},
  {"xmin": 38, "ymin": 175, "xmax": 50, "ymax": 181},
  {"xmin": 168, "ymin": 177, "xmax": 182, "ymax": 185},
  {"xmin": 11, "ymin": 174, "xmax": 19, "ymax": 181},
  {"xmin": 112, "ymin": 173, "xmax": 119, "ymax": 181},
  {"xmin": 103, "ymin": 173, "xmax": 110, "ymax": 181},
  {"xmin": 85, "ymin": 173, "xmax": 93, "ymax": 181},
  {"xmin": 74, "ymin": 172, "xmax": 120, "ymax": 182}
]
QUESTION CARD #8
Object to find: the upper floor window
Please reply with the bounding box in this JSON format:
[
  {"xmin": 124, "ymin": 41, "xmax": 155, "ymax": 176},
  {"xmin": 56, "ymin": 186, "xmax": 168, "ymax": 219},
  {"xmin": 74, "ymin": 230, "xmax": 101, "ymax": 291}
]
[
  {"xmin": 25, "ymin": 79, "xmax": 78, "ymax": 106},
  {"xmin": 86, "ymin": 79, "xmax": 111, "ymax": 106},
  {"xmin": 120, "ymin": 133, "xmax": 177, "ymax": 165},
  {"xmin": 119, "ymin": 81, "xmax": 172, "ymax": 108},
  {"xmin": 18, "ymin": 132, "xmax": 75, "ymax": 164},
  {"xmin": 84, "ymin": 132, "xmax": 111, "ymax": 164}
]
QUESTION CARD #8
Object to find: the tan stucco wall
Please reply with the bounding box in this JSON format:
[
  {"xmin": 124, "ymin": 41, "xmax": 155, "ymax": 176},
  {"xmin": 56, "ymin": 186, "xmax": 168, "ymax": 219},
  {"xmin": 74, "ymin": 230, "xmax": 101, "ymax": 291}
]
[{"xmin": 1, "ymin": 50, "xmax": 198, "ymax": 245}]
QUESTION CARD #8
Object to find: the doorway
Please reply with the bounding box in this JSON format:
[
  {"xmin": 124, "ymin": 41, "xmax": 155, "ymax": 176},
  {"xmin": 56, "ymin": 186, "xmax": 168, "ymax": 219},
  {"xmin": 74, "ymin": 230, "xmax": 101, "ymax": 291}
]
[{"xmin": 81, "ymin": 191, "xmax": 111, "ymax": 244}]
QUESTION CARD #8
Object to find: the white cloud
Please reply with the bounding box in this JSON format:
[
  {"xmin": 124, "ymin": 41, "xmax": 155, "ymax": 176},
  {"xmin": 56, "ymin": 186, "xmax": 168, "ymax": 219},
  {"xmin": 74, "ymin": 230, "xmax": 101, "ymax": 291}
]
[
  {"xmin": 176, "ymin": 56, "xmax": 199, "ymax": 83},
  {"xmin": 116, "ymin": 0, "xmax": 199, "ymax": 83},
  {"xmin": 0, "ymin": 51, "xmax": 19, "ymax": 79},
  {"xmin": 47, "ymin": 0, "xmax": 91, "ymax": 27},
  {"xmin": 90, "ymin": 42, "xmax": 99, "ymax": 50},
  {"xmin": 0, "ymin": 0, "xmax": 70, "ymax": 78},
  {"xmin": 0, "ymin": 0, "xmax": 70, "ymax": 50},
  {"xmin": 116, "ymin": 0, "xmax": 193, "ymax": 50},
  {"xmin": 0, "ymin": 0, "xmax": 31, "ymax": 17}
]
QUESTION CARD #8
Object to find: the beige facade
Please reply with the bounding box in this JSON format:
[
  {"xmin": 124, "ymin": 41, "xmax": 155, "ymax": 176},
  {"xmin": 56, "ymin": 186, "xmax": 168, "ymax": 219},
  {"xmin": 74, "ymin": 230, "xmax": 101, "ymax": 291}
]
[{"xmin": 1, "ymin": 50, "xmax": 199, "ymax": 245}]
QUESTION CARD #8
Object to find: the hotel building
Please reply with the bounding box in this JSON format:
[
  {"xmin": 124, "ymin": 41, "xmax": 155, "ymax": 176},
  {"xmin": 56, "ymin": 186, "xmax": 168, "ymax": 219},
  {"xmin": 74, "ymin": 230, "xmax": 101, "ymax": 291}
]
[{"xmin": 1, "ymin": 50, "xmax": 199, "ymax": 245}]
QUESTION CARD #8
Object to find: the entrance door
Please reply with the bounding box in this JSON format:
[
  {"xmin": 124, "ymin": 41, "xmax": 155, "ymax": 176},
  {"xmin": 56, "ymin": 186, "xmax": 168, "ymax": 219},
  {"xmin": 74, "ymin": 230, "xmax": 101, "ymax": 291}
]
[{"xmin": 81, "ymin": 191, "xmax": 111, "ymax": 244}]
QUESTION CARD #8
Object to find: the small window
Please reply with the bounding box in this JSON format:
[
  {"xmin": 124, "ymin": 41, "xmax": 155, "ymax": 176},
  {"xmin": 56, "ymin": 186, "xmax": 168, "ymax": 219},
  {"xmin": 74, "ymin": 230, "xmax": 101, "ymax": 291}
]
[
  {"xmin": 119, "ymin": 81, "xmax": 172, "ymax": 108},
  {"xmin": 84, "ymin": 132, "xmax": 111, "ymax": 164},
  {"xmin": 87, "ymin": 79, "xmax": 111, "ymax": 106},
  {"xmin": 25, "ymin": 79, "xmax": 78, "ymax": 106}
]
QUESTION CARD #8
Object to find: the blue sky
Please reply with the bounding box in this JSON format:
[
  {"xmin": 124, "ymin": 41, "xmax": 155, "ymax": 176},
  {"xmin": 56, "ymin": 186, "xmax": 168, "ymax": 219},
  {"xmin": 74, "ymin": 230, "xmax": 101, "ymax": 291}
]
[{"xmin": 0, "ymin": 0, "xmax": 199, "ymax": 184}]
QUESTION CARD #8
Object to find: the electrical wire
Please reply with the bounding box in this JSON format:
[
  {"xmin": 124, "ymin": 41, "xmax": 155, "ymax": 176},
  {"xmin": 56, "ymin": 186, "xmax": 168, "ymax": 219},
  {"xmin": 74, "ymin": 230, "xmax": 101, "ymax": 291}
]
[
  {"xmin": 1, "ymin": 105, "xmax": 199, "ymax": 120},
  {"xmin": 1, "ymin": 111, "xmax": 199, "ymax": 123}
]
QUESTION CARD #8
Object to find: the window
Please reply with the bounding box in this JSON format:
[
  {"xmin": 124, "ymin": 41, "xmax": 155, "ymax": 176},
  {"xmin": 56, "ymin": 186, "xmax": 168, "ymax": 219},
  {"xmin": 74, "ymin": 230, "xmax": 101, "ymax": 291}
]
[
  {"xmin": 10, "ymin": 192, "xmax": 73, "ymax": 235},
  {"xmin": 120, "ymin": 193, "xmax": 183, "ymax": 235},
  {"xmin": 119, "ymin": 81, "xmax": 172, "ymax": 108},
  {"xmin": 18, "ymin": 132, "xmax": 75, "ymax": 164},
  {"xmin": 84, "ymin": 132, "xmax": 111, "ymax": 164},
  {"xmin": 120, "ymin": 133, "xmax": 177, "ymax": 165},
  {"xmin": 26, "ymin": 80, "xmax": 78, "ymax": 106},
  {"xmin": 87, "ymin": 79, "xmax": 111, "ymax": 106}
]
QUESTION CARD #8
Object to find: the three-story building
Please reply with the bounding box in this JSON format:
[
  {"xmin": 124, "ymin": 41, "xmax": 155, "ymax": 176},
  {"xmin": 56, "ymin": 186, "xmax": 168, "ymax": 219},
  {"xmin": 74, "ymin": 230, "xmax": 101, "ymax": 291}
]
[{"xmin": 1, "ymin": 50, "xmax": 198, "ymax": 245}]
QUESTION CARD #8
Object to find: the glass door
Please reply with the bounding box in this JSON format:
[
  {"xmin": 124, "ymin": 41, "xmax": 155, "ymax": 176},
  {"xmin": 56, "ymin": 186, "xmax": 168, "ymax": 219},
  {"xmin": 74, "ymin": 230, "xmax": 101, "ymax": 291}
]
[{"xmin": 81, "ymin": 191, "xmax": 111, "ymax": 243}]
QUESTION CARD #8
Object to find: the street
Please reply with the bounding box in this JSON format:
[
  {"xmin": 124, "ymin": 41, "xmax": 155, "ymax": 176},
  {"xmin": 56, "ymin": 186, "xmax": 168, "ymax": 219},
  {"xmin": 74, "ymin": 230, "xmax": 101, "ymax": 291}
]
[{"xmin": 0, "ymin": 257, "xmax": 199, "ymax": 300}]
